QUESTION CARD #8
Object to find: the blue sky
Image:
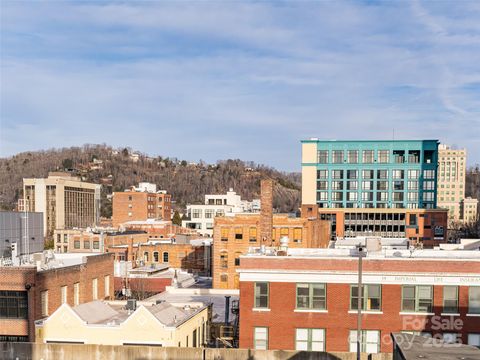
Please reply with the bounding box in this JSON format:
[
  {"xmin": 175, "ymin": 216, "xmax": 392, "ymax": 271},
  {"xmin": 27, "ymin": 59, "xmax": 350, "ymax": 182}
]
[{"xmin": 1, "ymin": 1, "xmax": 479, "ymax": 171}]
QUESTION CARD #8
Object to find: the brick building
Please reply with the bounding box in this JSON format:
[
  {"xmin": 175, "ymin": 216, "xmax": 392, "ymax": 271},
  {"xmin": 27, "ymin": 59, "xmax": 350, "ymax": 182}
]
[
  {"xmin": 302, "ymin": 205, "xmax": 448, "ymax": 247},
  {"xmin": 0, "ymin": 252, "xmax": 114, "ymax": 341},
  {"xmin": 212, "ymin": 180, "xmax": 330, "ymax": 289},
  {"xmin": 53, "ymin": 228, "xmax": 150, "ymax": 254},
  {"xmin": 109, "ymin": 237, "xmax": 211, "ymax": 275},
  {"xmin": 112, "ymin": 183, "xmax": 172, "ymax": 227},
  {"xmin": 238, "ymin": 247, "xmax": 480, "ymax": 353}
]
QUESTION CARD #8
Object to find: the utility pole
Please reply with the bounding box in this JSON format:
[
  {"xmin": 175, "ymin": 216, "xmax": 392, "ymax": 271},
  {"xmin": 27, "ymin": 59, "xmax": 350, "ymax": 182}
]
[{"xmin": 356, "ymin": 244, "xmax": 364, "ymax": 360}]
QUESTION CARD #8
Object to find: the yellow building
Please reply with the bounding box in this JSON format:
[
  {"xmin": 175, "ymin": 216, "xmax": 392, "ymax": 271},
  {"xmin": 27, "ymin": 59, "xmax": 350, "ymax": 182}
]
[
  {"xmin": 437, "ymin": 144, "xmax": 467, "ymax": 222},
  {"xmin": 462, "ymin": 197, "xmax": 479, "ymax": 224},
  {"xmin": 23, "ymin": 172, "xmax": 101, "ymax": 238},
  {"xmin": 35, "ymin": 300, "xmax": 210, "ymax": 347}
]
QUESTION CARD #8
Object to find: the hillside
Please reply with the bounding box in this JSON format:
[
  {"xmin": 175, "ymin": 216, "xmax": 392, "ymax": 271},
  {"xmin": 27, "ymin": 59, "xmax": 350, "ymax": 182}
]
[{"xmin": 0, "ymin": 144, "xmax": 301, "ymax": 216}]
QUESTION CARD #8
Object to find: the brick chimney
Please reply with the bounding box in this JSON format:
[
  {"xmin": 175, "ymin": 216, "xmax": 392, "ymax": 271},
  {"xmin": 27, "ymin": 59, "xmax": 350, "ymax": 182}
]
[{"xmin": 260, "ymin": 179, "xmax": 273, "ymax": 243}]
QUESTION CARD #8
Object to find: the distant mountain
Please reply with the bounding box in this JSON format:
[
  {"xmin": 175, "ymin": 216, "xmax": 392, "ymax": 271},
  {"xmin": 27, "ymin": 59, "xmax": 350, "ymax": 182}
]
[{"xmin": 0, "ymin": 144, "xmax": 301, "ymax": 216}]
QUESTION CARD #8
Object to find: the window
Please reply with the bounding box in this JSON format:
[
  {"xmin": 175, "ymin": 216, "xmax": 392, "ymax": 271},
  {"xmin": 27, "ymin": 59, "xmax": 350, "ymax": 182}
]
[
  {"xmin": 468, "ymin": 334, "xmax": 480, "ymax": 348},
  {"xmin": 317, "ymin": 170, "xmax": 327, "ymax": 179},
  {"xmin": 347, "ymin": 170, "xmax": 358, "ymax": 179},
  {"xmin": 163, "ymin": 252, "xmax": 169, "ymax": 263},
  {"xmin": 220, "ymin": 252, "xmax": 228, "ymax": 268},
  {"xmin": 61, "ymin": 286, "xmax": 67, "ymax": 304},
  {"xmin": 393, "ymin": 181, "xmax": 404, "ymax": 190},
  {"xmin": 347, "ymin": 181, "xmax": 357, "ymax": 190},
  {"xmin": 443, "ymin": 286, "xmax": 458, "ymax": 314},
  {"xmin": 0, "ymin": 291, "xmax": 27, "ymax": 319},
  {"xmin": 317, "ymin": 151, "xmax": 328, "ymax": 164},
  {"xmin": 362, "ymin": 181, "xmax": 373, "ymax": 190},
  {"xmin": 295, "ymin": 328, "xmax": 325, "ymax": 351},
  {"xmin": 93, "ymin": 241, "xmax": 100, "ymax": 250},
  {"xmin": 423, "ymin": 170, "xmax": 435, "ymax": 179},
  {"xmin": 144, "ymin": 252, "xmax": 149, "ymax": 262},
  {"xmin": 469, "ymin": 287, "xmax": 480, "ymax": 314},
  {"xmin": 332, "ymin": 192, "xmax": 343, "ymax": 201},
  {"xmin": 362, "ymin": 150, "xmax": 374, "ymax": 163},
  {"xmin": 192, "ymin": 209, "xmax": 202, "ymax": 218},
  {"xmin": 378, "ymin": 150, "xmax": 389, "ymax": 163},
  {"xmin": 332, "ymin": 170, "xmax": 343, "ymax": 179},
  {"xmin": 317, "ymin": 181, "xmax": 328, "ymax": 190},
  {"xmin": 402, "ymin": 285, "xmax": 433, "ymax": 313},
  {"xmin": 317, "ymin": 192, "xmax": 328, "ymax": 201},
  {"xmin": 407, "ymin": 181, "xmax": 418, "ymax": 190},
  {"xmin": 408, "ymin": 170, "xmax": 419, "ymax": 179},
  {"xmin": 377, "ymin": 181, "xmax": 388, "ymax": 191},
  {"xmin": 92, "ymin": 278, "xmax": 98, "ymax": 300},
  {"xmin": 235, "ymin": 228, "xmax": 243, "ymax": 240},
  {"xmin": 350, "ymin": 284, "xmax": 381, "ymax": 311},
  {"xmin": 332, "ymin": 181, "xmax": 343, "ymax": 190},
  {"xmin": 348, "ymin": 192, "xmax": 358, "ymax": 201},
  {"xmin": 74, "ymin": 240, "xmax": 80, "ymax": 249},
  {"xmin": 104, "ymin": 276, "xmax": 110, "ymax": 297},
  {"xmin": 205, "ymin": 209, "xmax": 214, "ymax": 219},
  {"xmin": 234, "ymin": 252, "xmax": 241, "ymax": 266},
  {"xmin": 349, "ymin": 330, "xmax": 380, "ymax": 353},
  {"xmin": 296, "ymin": 283, "xmax": 326, "ymax": 310},
  {"xmin": 423, "ymin": 192, "xmax": 434, "ymax": 202},
  {"xmin": 377, "ymin": 170, "xmax": 388, "ymax": 179},
  {"xmin": 254, "ymin": 327, "xmax": 268, "ymax": 350},
  {"xmin": 221, "ymin": 228, "xmax": 229, "ymax": 241},
  {"xmin": 332, "ymin": 150, "xmax": 344, "ymax": 163},
  {"xmin": 347, "ymin": 150, "xmax": 358, "ymax": 163},
  {"xmin": 220, "ymin": 274, "xmax": 228, "ymax": 282},
  {"xmin": 84, "ymin": 241, "xmax": 90, "ymax": 249},
  {"xmin": 153, "ymin": 251, "xmax": 159, "ymax": 262},
  {"xmin": 74, "ymin": 283, "xmax": 80, "ymax": 306},
  {"xmin": 249, "ymin": 227, "xmax": 257, "ymax": 242},
  {"xmin": 362, "ymin": 170, "xmax": 374, "ymax": 179},
  {"xmin": 393, "ymin": 170, "xmax": 404, "ymax": 179},
  {"xmin": 41, "ymin": 290, "xmax": 48, "ymax": 317},
  {"xmin": 293, "ymin": 228, "xmax": 302, "ymax": 242},
  {"xmin": 254, "ymin": 282, "xmax": 269, "ymax": 308},
  {"xmin": 423, "ymin": 181, "xmax": 435, "ymax": 190},
  {"xmin": 377, "ymin": 192, "xmax": 388, "ymax": 201}
]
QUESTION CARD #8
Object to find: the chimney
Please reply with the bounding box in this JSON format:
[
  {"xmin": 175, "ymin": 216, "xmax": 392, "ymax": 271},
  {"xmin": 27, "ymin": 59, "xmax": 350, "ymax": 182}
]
[{"xmin": 260, "ymin": 179, "xmax": 273, "ymax": 243}]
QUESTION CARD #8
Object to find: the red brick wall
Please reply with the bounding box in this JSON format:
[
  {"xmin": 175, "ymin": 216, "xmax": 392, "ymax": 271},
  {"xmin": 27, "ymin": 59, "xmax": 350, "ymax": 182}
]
[
  {"xmin": 0, "ymin": 254, "xmax": 114, "ymax": 341},
  {"xmin": 239, "ymin": 281, "xmax": 480, "ymax": 352}
]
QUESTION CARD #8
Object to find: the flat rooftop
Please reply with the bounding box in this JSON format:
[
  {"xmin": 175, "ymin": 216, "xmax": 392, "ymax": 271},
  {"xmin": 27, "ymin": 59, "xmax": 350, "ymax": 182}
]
[
  {"xmin": 242, "ymin": 247, "xmax": 480, "ymax": 261},
  {"xmin": 146, "ymin": 288, "xmax": 238, "ymax": 324},
  {"xmin": 391, "ymin": 333, "xmax": 480, "ymax": 359}
]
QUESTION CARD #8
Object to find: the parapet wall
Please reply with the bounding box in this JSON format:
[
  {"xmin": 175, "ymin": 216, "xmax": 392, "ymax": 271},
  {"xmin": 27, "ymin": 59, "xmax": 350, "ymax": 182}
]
[{"xmin": 0, "ymin": 342, "xmax": 393, "ymax": 360}]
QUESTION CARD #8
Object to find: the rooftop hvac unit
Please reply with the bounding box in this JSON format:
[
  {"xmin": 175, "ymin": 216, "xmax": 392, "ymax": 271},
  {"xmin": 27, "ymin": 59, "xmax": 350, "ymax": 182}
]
[{"xmin": 126, "ymin": 299, "xmax": 137, "ymax": 311}]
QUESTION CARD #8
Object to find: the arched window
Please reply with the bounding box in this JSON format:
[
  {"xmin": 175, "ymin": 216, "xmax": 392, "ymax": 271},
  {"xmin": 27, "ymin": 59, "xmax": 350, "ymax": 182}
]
[
  {"xmin": 153, "ymin": 251, "xmax": 159, "ymax": 262},
  {"xmin": 163, "ymin": 252, "xmax": 169, "ymax": 263},
  {"xmin": 144, "ymin": 252, "xmax": 149, "ymax": 262}
]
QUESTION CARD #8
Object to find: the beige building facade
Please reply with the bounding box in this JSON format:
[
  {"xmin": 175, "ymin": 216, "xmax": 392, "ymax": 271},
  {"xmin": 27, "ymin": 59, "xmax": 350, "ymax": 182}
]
[
  {"xmin": 35, "ymin": 300, "xmax": 210, "ymax": 347},
  {"xmin": 23, "ymin": 173, "xmax": 101, "ymax": 239},
  {"xmin": 437, "ymin": 144, "xmax": 467, "ymax": 222},
  {"xmin": 462, "ymin": 197, "xmax": 479, "ymax": 224}
]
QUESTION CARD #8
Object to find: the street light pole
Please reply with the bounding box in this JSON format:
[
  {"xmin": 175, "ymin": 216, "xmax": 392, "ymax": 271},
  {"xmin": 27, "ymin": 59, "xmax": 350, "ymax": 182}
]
[{"xmin": 357, "ymin": 245, "xmax": 364, "ymax": 360}]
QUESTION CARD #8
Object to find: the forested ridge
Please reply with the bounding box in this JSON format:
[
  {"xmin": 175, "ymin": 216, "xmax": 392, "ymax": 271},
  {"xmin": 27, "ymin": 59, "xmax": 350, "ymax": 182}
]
[{"xmin": 0, "ymin": 144, "xmax": 301, "ymax": 216}]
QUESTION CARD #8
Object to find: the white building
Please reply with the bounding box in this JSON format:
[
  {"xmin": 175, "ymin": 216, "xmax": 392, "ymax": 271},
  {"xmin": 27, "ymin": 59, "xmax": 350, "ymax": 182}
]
[{"xmin": 182, "ymin": 189, "xmax": 260, "ymax": 237}]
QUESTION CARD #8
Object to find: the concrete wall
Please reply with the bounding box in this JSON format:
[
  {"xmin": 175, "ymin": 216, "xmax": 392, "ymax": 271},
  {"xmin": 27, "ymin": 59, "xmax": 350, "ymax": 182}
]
[{"xmin": 0, "ymin": 343, "xmax": 393, "ymax": 360}]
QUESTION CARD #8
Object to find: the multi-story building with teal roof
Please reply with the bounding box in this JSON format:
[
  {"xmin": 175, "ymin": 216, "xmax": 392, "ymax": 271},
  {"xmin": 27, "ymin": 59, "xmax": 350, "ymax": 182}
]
[{"xmin": 302, "ymin": 139, "xmax": 439, "ymax": 210}]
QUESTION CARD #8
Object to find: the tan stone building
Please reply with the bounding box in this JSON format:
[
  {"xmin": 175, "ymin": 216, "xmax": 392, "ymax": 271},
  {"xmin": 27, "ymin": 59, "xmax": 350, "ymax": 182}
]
[
  {"xmin": 462, "ymin": 197, "xmax": 479, "ymax": 224},
  {"xmin": 22, "ymin": 173, "xmax": 101, "ymax": 239},
  {"xmin": 437, "ymin": 144, "xmax": 467, "ymax": 222},
  {"xmin": 212, "ymin": 180, "xmax": 330, "ymax": 289},
  {"xmin": 112, "ymin": 183, "xmax": 172, "ymax": 227}
]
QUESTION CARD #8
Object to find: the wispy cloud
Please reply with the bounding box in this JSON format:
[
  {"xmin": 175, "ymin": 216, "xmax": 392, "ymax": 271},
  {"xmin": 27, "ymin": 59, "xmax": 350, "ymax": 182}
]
[{"xmin": 1, "ymin": 1, "xmax": 479, "ymax": 170}]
